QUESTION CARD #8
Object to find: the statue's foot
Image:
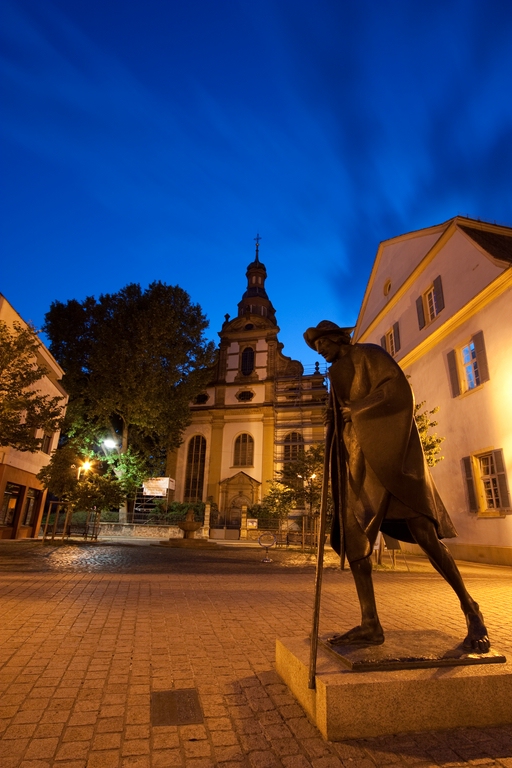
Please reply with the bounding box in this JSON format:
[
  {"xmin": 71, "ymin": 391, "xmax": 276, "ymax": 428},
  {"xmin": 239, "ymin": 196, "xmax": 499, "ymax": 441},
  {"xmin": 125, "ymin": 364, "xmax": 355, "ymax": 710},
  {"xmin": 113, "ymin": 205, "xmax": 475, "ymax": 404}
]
[
  {"xmin": 327, "ymin": 622, "xmax": 384, "ymax": 646},
  {"xmin": 463, "ymin": 606, "xmax": 490, "ymax": 653}
]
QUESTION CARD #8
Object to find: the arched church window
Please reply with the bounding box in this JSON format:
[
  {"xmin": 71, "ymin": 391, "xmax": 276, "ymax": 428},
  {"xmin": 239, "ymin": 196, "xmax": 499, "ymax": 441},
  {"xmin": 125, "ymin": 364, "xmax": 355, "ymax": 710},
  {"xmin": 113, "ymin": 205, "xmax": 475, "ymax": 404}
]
[
  {"xmin": 284, "ymin": 432, "xmax": 304, "ymax": 462},
  {"xmin": 241, "ymin": 347, "xmax": 255, "ymax": 376},
  {"xmin": 234, "ymin": 433, "xmax": 254, "ymax": 467},
  {"xmin": 185, "ymin": 435, "xmax": 206, "ymax": 502}
]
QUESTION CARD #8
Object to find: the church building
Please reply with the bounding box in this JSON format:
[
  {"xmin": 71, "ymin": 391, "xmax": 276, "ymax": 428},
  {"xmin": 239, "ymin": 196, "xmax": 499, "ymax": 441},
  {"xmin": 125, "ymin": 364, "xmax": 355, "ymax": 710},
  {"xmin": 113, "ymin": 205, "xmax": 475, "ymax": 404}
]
[{"xmin": 168, "ymin": 242, "xmax": 328, "ymax": 538}]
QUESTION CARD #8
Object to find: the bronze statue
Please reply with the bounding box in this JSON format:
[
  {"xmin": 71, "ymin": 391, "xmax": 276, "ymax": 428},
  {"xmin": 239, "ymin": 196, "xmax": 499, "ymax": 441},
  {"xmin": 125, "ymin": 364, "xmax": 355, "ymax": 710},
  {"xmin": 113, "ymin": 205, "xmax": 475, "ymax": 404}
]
[{"xmin": 304, "ymin": 320, "xmax": 490, "ymax": 653}]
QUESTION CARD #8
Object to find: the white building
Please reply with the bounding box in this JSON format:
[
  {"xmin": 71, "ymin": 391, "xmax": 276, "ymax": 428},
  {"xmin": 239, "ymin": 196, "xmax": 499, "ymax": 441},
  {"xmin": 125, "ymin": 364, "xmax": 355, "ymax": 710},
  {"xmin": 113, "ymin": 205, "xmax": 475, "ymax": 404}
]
[
  {"xmin": 0, "ymin": 294, "xmax": 67, "ymax": 539},
  {"xmin": 354, "ymin": 216, "xmax": 512, "ymax": 565},
  {"xmin": 168, "ymin": 245, "xmax": 328, "ymax": 538}
]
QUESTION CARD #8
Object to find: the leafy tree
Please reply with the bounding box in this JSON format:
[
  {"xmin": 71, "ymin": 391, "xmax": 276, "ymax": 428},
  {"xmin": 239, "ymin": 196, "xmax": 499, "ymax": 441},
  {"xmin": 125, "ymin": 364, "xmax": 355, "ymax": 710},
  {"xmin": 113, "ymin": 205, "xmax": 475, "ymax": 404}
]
[
  {"xmin": 276, "ymin": 444, "xmax": 326, "ymax": 513},
  {"xmin": 37, "ymin": 440, "xmax": 148, "ymax": 512},
  {"xmin": 43, "ymin": 281, "xmax": 217, "ymax": 475},
  {"xmin": 415, "ymin": 401, "xmax": 444, "ymax": 467},
  {"xmin": 0, "ymin": 320, "xmax": 64, "ymax": 451},
  {"xmin": 258, "ymin": 481, "xmax": 296, "ymax": 521}
]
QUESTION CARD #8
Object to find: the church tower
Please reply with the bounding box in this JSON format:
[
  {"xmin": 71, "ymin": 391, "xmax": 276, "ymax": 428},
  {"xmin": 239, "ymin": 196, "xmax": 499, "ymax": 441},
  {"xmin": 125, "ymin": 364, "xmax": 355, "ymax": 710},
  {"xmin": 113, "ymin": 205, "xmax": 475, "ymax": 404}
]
[{"xmin": 169, "ymin": 238, "xmax": 328, "ymax": 538}]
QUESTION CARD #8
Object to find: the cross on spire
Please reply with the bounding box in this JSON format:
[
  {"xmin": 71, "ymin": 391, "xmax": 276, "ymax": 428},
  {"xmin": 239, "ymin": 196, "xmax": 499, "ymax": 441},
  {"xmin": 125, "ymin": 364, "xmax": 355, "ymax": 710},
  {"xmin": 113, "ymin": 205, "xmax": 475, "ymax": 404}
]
[{"xmin": 254, "ymin": 233, "xmax": 261, "ymax": 261}]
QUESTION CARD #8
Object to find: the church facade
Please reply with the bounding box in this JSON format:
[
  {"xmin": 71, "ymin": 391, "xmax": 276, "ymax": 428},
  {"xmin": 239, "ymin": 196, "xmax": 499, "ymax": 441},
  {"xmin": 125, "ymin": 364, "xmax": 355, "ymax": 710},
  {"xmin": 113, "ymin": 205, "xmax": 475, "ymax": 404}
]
[{"xmin": 167, "ymin": 244, "xmax": 328, "ymax": 537}]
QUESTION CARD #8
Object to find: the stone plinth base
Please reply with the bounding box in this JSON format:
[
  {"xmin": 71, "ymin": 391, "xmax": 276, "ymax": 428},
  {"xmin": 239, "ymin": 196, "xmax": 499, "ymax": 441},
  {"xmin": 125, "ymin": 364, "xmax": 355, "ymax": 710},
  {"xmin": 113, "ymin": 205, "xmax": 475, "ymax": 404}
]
[{"xmin": 276, "ymin": 636, "xmax": 512, "ymax": 740}]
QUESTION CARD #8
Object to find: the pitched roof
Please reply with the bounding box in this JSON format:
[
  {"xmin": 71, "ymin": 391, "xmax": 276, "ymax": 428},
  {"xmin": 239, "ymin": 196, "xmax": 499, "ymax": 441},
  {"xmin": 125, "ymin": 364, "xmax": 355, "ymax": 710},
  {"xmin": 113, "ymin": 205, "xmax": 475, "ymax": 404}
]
[{"xmin": 459, "ymin": 225, "xmax": 512, "ymax": 264}]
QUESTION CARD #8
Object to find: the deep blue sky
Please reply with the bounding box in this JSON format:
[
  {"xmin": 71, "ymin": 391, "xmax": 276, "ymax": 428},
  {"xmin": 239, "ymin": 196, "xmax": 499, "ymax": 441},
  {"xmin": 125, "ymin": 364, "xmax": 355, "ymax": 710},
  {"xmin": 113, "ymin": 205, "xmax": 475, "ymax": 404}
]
[{"xmin": 2, "ymin": 0, "xmax": 511, "ymax": 369}]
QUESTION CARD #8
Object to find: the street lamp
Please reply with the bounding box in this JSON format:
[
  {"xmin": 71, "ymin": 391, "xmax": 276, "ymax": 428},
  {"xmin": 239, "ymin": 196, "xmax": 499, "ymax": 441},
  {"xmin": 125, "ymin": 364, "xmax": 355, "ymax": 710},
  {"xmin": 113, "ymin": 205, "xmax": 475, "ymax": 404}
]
[
  {"xmin": 103, "ymin": 439, "xmax": 117, "ymax": 450},
  {"xmin": 77, "ymin": 460, "xmax": 92, "ymax": 480}
]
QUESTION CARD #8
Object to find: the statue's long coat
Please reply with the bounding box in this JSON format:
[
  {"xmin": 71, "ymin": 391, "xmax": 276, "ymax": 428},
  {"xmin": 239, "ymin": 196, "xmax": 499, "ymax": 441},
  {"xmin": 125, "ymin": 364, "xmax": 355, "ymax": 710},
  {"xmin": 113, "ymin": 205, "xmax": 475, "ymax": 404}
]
[{"xmin": 328, "ymin": 343, "xmax": 456, "ymax": 563}]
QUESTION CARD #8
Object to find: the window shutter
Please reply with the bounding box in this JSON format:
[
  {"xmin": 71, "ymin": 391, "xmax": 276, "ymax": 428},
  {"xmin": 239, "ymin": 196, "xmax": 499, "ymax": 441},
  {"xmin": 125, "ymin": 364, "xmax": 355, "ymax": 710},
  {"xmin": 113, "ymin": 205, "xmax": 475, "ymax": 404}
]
[
  {"xmin": 380, "ymin": 336, "xmax": 387, "ymax": 350},
  {"xmin": 433, "ymin": 275, "xmax": 445, "ymax": 313},
  {"xmin": 393, "ymin": 322, "xmax": 401, "ymax": 352},
  {"xmin": 416, "ymin": 296, "xmax": 425, "ymax": 330},
  {"xmin": 447, "ymin": 349, "xmax": 460, "ymax": 397},
  {"xmin": 462, "ymin": 457, "xmax": 478, "ymax": 512},
  {"xmin": 472, "ymin": 331, "xmax": 490, "ymax": 383},
  {"xmin": 493, "ymin": 449, "xmax": 511, "ymax": 509}
]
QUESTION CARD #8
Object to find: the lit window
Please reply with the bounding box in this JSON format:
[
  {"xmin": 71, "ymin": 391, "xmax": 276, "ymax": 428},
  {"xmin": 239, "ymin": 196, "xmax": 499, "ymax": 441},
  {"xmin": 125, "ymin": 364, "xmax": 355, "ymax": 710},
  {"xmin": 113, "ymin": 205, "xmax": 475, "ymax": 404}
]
[
  {"xmin": 0, "ymin": 482, "xmax": 21, "ymax": 526},
  {"xmin": 462, "ymin": 449, "xmax": 511, "ymax": 515},
  {"xmin": 447, "ymin": 331, "xmax": 489, "ymax": 398},
  {"xmin": 416, "ymin": 275, "xmax": 445, "ymax": 330},
  {"xmin": 461, "ymin": 341, "xmax": 480, "ymax": 390},
  {"xmin": 184, "ymin": 435, "xmax": 206, "ymax": 502},
  {"xmin": 234, "ymin": 434, "xmax": 254, "ymax": 466}
]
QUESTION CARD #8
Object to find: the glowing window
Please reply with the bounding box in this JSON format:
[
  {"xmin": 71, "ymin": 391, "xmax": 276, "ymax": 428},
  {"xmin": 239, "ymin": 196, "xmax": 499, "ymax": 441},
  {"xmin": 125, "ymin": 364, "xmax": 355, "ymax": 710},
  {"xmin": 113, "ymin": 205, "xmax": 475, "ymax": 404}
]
[{"xmin": 462, "ymin": 342, "xmax": 481, "ymax": 390}]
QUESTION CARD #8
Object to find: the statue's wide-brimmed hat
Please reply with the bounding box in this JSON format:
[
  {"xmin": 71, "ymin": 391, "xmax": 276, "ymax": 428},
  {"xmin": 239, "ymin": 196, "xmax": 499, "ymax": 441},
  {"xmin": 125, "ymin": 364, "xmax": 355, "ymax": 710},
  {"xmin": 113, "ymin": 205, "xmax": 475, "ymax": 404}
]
[{"xmin": 303, "ymin": 320, "xmax": 354, "ymax": 350}]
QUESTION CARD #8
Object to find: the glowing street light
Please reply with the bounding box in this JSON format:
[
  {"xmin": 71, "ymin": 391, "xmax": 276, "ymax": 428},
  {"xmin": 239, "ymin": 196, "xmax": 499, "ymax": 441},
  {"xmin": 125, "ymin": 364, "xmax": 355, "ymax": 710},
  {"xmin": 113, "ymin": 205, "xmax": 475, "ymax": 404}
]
[
  {"xmin": 77, "ymin": 460, "xmax": 92, "ymax": 479},
  {"xmin": 103, "ymin": 439, "xmax": 117, "ymax": 450}
]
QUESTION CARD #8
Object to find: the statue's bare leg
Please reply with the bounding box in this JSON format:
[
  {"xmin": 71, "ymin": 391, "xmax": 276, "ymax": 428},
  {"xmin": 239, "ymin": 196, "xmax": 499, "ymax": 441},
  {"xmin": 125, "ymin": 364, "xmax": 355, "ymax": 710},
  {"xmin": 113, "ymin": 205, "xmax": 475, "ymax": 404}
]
[
  {"xmin": 406, "ymin": 517, "xmax": 490, "ymax": 653},
  {"xmin": 328, "ymin": 555, "xmax": 385, "ymax": 645}
]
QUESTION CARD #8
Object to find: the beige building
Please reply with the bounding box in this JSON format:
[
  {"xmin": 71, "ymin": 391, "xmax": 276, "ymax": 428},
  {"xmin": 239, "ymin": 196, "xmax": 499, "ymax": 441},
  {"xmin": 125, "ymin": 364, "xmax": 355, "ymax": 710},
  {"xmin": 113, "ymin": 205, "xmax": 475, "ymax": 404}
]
[
  {"xmin": 168, "ymin": 245, "xmax": 328, "ymax": 538},
  {"xmin": 354, "ymin": 216, "xmax": 512, "ymax": 565},
  {"xmin": 0, "ymin": 294, "xmax": 67, "ymax": 539}
]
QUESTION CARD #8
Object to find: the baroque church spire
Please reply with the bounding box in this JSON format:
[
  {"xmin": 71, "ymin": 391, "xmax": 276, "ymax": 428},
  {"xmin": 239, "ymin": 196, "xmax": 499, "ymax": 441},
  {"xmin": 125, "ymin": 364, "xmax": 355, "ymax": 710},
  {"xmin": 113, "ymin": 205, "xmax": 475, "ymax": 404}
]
[{"xmin": 237, "ymin": 234, "xmax": 276, "ymax": 324}]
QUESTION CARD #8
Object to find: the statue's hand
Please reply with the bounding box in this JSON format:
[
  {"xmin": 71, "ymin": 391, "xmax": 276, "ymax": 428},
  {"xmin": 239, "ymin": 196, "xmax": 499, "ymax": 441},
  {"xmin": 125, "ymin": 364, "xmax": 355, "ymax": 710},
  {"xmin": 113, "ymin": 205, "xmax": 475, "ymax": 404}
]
[{"xmin": 341, "ymin": 406, "xmax": 352, "ymax": 423}]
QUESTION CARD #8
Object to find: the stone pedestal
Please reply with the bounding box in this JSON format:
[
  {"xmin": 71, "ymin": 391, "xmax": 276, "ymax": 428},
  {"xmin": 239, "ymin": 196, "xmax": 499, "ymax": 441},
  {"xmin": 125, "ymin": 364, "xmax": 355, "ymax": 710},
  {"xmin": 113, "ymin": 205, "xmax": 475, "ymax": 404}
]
[{"xmin": 276, "ymin": 635, "xmax": 512, "ymax": 741}]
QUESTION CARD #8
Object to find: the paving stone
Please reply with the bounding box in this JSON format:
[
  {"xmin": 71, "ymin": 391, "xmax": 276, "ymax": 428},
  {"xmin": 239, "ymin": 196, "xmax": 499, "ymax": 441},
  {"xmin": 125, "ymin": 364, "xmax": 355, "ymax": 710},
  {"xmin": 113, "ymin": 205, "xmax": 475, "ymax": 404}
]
[{"xmin": 1, "ymin": 543, "xmax": 511, "ymax": 768}]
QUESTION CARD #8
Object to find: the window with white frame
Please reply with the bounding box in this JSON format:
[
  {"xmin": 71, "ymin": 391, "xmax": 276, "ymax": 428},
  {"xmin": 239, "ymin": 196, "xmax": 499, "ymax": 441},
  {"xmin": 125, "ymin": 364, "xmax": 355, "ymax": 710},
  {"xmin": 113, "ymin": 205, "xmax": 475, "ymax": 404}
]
[
  {"xmin": 380, "ymin": 322, "xmax": 400, "ymax": 357},
  {"xmin": 447, "ymin": 330, "xmax": 489, "ymax": 397},
  {"xmin": 462, "ymin": 449, "xmax": 511, "ymax": 516},
  {"xmin": 416, "ymin": 275, "xmax": 445, "ymax": 330}
]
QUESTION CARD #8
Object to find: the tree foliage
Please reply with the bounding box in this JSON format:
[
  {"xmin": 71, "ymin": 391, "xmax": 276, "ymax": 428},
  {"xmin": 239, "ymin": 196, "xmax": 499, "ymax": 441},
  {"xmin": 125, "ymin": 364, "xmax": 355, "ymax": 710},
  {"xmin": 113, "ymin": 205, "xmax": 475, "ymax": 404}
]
[
  {"xmin": 43, "ymin": 281, "xmax": 217, "ymax": 475},
  {"xmin": 0, "ymin": 320, "xmax": 64, "ymax": 452},
  {"xmin": 276, "ymin": 444, "xmax": 326, "ymax": 513},
  {"xmin": 415, "ymin": 401, "xmax": 444, "ymax": 467},
  {"xmin": 37, "ymin": 440, "xmax": 149, "ymax": 511},
  {"xmin": 258, "ymin": 481, "xmax": 296, "ymax": 520}
]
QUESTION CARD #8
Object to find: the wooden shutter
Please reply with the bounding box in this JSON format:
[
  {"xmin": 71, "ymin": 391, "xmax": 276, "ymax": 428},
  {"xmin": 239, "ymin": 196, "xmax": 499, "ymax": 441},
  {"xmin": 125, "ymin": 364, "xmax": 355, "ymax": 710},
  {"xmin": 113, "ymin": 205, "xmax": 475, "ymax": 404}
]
[
  {"xmin": 447, "ymin": 349, "xmax": 460, "ymax": 397},
  {"xmin": 393, "ymin": 322, "xmax": 401, "ymax": 352},
  {"xmin": 380, "ymin": 336, "xmax": 387, "ymax": 350},
  {"xmin": 416, "ymin": 296, "xmax": 425, "ymax": 330},
  {"xmin": 493, "ymin": 449, "xmax": 511, "ymax": 509},
  {"xmin": 433, "ymin": 275, "xmax": 445, "ymax": 313},
  {"xmin": 472, "ymin": 331, "xmax": 490, "ymax": 383},
  {"xmin": 462, "ymin": 457, "xmax": 478, "ymax": 512}
]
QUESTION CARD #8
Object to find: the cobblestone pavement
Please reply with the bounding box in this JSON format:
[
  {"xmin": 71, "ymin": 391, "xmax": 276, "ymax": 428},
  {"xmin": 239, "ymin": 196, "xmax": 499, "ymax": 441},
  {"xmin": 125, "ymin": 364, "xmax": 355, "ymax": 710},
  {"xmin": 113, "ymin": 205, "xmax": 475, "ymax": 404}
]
[{"xmin": 0, "ymin": 540, "xmax": 511, "ymax": 768}]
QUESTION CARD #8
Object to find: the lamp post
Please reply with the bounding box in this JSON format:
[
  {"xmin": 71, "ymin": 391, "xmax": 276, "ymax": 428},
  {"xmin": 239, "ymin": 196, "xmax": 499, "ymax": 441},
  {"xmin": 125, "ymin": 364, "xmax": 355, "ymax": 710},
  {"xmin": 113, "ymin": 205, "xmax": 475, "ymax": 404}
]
[{"xmin": 298, "ymin": 472, "xmax": 317, "ymax": 550}]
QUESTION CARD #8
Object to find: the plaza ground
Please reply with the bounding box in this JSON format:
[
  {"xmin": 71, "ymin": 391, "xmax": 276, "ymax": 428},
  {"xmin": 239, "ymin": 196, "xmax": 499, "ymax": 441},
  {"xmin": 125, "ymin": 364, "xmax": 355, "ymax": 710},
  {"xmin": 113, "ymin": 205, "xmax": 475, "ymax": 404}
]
[{"xmin": 0, "ymin": 540, "xmax": 511, "ymax": 768}]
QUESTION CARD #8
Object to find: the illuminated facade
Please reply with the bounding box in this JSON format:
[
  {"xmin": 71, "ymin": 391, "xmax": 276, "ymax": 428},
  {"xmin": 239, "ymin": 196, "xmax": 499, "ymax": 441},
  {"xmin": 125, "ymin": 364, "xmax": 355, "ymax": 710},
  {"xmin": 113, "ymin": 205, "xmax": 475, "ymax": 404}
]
[
  {"xmin": 168, "ymin": 244, "xmax": 328, "ymax": 537},
  {"xmin": 354, "ymin": 216, "xmax": 512, "ymax": 565},
  {"xmin": 0, "ymin": 294, "xmax": 67, "ymax": 540}
]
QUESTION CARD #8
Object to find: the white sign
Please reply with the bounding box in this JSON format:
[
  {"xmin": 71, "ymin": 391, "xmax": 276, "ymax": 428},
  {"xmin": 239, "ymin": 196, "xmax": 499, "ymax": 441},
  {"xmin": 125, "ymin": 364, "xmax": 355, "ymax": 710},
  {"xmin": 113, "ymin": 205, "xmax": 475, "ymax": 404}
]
[{"xmin": 142, "ymin": 477, "xmax": 175, "ymax": 496}]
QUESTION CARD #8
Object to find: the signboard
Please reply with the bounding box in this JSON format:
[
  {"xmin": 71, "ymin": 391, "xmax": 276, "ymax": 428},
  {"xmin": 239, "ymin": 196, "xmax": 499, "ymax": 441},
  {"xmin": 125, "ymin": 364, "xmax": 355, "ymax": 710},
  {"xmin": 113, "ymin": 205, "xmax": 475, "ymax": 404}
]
[
  {"xmin": 246, "ymin": 518, "xmax": 258, "ymax": 529},
  {"xmin": 142, "ymin": 477, "xmax": 175, "ymax": 496}
]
